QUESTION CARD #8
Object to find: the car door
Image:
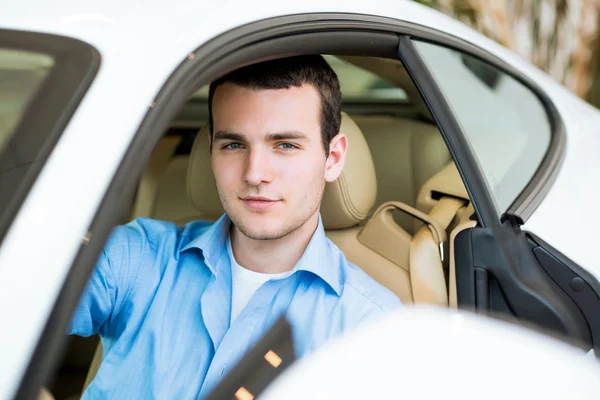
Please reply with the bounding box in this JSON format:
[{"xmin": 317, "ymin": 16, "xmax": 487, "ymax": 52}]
[{"xmin": 398, "ymin": 36, "xmax": 600, "ymax": 353}]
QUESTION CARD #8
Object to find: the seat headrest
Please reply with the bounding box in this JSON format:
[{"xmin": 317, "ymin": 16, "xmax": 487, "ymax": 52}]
[
  {"xmin": 187, "ymin": 124, "xmax": 224, "ymax": 221},
  {"xmin": 187, "ymin": 112, "xmax": 377, "ymax": 228},
  {"xmin": 321, "ymin": 112, "xmax": 377, "ymax": 229}
]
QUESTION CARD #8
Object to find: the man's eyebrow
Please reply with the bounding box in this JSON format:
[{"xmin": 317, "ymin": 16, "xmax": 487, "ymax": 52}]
[
  {"xmin": 213, "ymin": 130, "xmax": 245, "ymax": 141},
  {"xmin": 264, "ymin": 131, "xmax": 309, "ymax": 141}
]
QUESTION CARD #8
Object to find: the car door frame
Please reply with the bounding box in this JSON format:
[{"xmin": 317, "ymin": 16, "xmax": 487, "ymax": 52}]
[{"xmin": 10, "ymin": 12, "xmax": 598, "ymax": 399}]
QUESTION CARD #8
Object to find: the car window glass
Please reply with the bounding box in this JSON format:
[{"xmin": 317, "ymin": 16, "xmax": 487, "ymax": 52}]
[
  {"xmin": 0, "ymin": 34, "xmax": 97, "ymax": 244},
  {"xmin": 0, "ymin": 48, "xmax": 54, "ymax": 154},
  {"xmin": 413, "ymin": 41, "xmax": 551, "ymax": 212},
  {"xmin": 191, "ymin": 56, "xmax": 408, "ymax": 102},
  {"xmin": 324, "ymin": 55, "xmax": 408, "ymax": 101}
]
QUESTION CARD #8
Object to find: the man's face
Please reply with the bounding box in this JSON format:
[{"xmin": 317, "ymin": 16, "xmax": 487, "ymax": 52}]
[{"xmin": 210, "ymin": 82, "xmax": 346, "ymax": 240}]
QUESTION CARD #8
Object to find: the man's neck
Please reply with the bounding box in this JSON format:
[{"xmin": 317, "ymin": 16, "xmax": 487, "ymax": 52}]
[{"xmin": 230, "ymin": 214, "xmax": 319, "ymax": 274}]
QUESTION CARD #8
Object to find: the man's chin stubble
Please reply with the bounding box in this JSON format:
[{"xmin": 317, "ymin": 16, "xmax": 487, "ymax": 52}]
[
  {"xmin": 233, "ymin": 220, "xmax": 301, "ymax": 241},
  {"xmin": 229, "ymin": 208, "xmax": 318, "ymax": 242}
]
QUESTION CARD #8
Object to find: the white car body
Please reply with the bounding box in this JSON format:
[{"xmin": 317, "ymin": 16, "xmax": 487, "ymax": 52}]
[
  {"xmin": 262, "ymin": 306, "xmax": 600, "ymax": 399},
  {"xmin": 0, "ymin": 0, "xmax": 599, "ymax": 398}
]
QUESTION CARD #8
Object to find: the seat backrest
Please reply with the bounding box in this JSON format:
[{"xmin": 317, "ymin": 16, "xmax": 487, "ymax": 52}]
[{"xmin": 352, "ymin": 115, "xmax": 451, "ymax": 233}]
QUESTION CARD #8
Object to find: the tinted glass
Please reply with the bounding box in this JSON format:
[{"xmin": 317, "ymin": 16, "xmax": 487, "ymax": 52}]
[
  {"xmin": 0, "ymin": 31, "xmax": 98, "ymax": 246},
  {"xmin": 414, "ymin": 41, "xmax": 551, "ymax": 211},
  {"xmin": 0, "ymin": 48, "xmax": 54, "ymax": 153}
]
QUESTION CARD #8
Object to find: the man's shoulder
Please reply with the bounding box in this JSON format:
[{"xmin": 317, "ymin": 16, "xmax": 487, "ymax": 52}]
[
  {"xmin": 177, "ymin": 218, "xmax": 215, "ymax": 244},
  {"xmin": 325, "ymin": 239, "xmax": 401, "ymax": 313},
  {"xmin": 339, "ymin": 260, "xmax": 402, "ymax": 312},
  {"xmin": 99, "ymin": 218, "xmax": 216, "ymax": 296},
  {"xmin": 110, "ymin": 218, "xmax": 214, "ymax": 251}
]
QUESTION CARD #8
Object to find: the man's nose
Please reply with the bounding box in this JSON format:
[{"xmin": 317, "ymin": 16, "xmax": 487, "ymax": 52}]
[{"xmin": 243, "ymin": 148, "xmax": 273, "ymax": 186}]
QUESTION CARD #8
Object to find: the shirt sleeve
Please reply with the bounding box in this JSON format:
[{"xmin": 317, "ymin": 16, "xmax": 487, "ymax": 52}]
[
  {"xmin": 68, "ymin": 221, "xmax": 151, "ymax": 337},
  {"xmin": 68, "ymin": 248, "xmax": 115, "ymax": 337}
]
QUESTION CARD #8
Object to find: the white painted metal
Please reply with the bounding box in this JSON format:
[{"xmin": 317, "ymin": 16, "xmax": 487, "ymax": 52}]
[{"xmin": 262, "ymin": 306, "xmax": 600, "ymax": 399}]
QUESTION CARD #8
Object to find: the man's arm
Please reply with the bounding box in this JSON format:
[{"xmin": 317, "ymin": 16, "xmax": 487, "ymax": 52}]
[
  {"xmin": 68, "ymin": 248, "xmax": 116, "ymax": 337},
  {"xmin": 68, "ymin": 221, "xmax": 151, "ymax": 337}
]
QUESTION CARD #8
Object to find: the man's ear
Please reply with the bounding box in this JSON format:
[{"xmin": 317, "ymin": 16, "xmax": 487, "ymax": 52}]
[{"xmin": 324, "ymin": 133, "xmax": 347, "ymax": 183}]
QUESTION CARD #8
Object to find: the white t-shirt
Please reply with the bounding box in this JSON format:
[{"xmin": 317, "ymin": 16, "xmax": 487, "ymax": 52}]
[{"xmin": 227, "ymin": 236, "xmax": 292, "ymax": 324}]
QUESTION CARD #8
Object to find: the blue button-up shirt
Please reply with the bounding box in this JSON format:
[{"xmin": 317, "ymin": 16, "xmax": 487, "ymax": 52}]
[{"xmin": 70, "ymin": 214, "xmax": 401, "ymax": 399}]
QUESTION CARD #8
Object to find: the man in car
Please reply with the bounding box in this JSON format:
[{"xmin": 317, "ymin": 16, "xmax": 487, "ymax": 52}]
[{"xmin": 69, "ymin": 55, "xmax": 401, "ymax": 399}]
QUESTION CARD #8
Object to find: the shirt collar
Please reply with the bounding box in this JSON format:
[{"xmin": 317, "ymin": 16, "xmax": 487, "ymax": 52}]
[
  {"xmin": 292, "ymin": 215, "xmax": 341, "ymax": 296},
  {"xmin": 180, "ymin": 214, "xmax": 342, "ymax": 296},
  {"xmin": 180, "ymin": 214, "xmax": 231, "ymax": 276}
]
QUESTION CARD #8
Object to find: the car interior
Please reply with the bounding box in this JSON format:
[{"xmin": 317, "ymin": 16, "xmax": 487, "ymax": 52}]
[{"xmin": 44, "ymin": 54, "xmax": 476, "ymax": 399}]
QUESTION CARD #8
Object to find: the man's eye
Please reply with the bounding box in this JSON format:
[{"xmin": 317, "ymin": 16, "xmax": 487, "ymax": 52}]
[
  {"xmin": 277, "ymin": 143, "xmax": 297, "ymax": 150},
  {"xmin": 223, "ymin": 143, "xmax": 242, "ymax": 150}
]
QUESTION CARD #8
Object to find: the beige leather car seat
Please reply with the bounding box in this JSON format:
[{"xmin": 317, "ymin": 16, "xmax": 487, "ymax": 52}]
[
  {"xmin": 154, "ymin": 114, "xmax": 471, "ymax": 304},
  {"xmin": 320, "ymin": 114, "xmax": 456, "ymax": 305},
  {"xmin": 181, "ymin": 112, "xmax": 452, "ymax": 304}
]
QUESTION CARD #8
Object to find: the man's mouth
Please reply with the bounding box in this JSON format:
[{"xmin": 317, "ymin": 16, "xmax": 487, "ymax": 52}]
[{"xmin": 240, "ymin": 196, "xmax": 281, "ymax": 211}]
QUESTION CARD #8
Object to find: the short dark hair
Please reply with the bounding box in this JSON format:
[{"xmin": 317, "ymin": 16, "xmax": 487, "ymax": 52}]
[{"xmin": 208, "ymin": 55, "xmax": 342, "ymax": 155}]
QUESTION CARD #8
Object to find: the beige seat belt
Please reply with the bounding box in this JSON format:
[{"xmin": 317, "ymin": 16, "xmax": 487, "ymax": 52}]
[
  {"xmin": 360, "ymin": 197, "xmax": 466, "ymax": 271},
  {"xmin": 358, "ymin": 197, "xmax": 467, "ymax": 306},
  {"xmin": 428, "ymin": 196, "xmax": 469, "ymax": 270},
  {"xmin": 359, "ymin": 200, "xmax": 449, "ymax": 267}
]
